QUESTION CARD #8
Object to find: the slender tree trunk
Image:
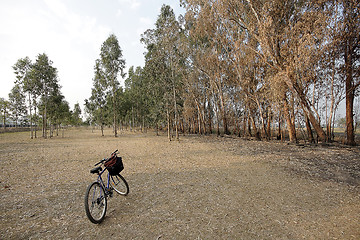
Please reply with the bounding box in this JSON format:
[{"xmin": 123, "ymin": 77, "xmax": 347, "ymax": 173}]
[
  {"xmin": 266, "ymin": 108, "xmax": 271, "ymax": 140},
  {"xmin": 173, "ymin": 85, "xmax": 179, "ymax": 140},
  {"xmin": 43, "ymin": 104, "xmax": 47, "ymax": 139},
  {"xmin": 304, "ymin": 111, "xmax": 315, "ymax": 143},
  {"xmin": 247, "ymin": 113, "xmax": 252, "ymax": 137},
  {"xmin": 277, "ymin": 111, "xmax": 282, "ymax": 140},
  {"xmin": 283, "ymin": 95, "xmax": 296, "ymax": 142},
  {"xmin": 212, "ymin": 91, "xmax": 220, "ymax": 136},
  {"xmin": 250, "ymin": 113, "xmax": 261, "ymax": 140},
  {"xmin": 166, "ymin": 105, "xmax": 171, "ymax": 141},
  {"xmin": 255, "ymin": 97, "xmax": 268, "ymax": 139},
  {"xmin": 219, "ymin": 90, "xmax": 230, "ymax": 135},
  {"xmin": 327, "ymin": 70, "xmax": 336, "ymax": 142},
  {"xmin": 285, "ymin": 76, "xmax": 327, "ymax": 142},
  {"xmin": 34, "ymin": 104, "xmax": 37, "ymax": 138},
  {"xmin": 241, "ymin": 112, "xmax": 246, "ymax": 137},
  {"xmin": 28, "ymin": 93, "xmax": 33, "ymax": 139},
  {"xmin": 207, "ymin": 98, "xmax": 212, "ymax": 134},
  {"xmin": 2, "ymin": 111, "xmax": 5, "ymax": 130},
  {"xmin": 345, "ymin": 39, "xmax": 355, "ymax": 145},
  {"xmin": 195, "ymin": 100, "xmax": 204, "ymax": 135},
  {"xmin": 113, "ymin": 109, "xmax": 117, "ymax": 137}
]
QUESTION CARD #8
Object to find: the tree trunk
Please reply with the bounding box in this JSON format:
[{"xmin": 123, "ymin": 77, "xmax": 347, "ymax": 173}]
[
  {"xmin": 219, "ymin": 92, "xmax": 230, "ymax": 135},
  {"xmin": 345, "ymin": 36, "xmax": 355, "ymax": 145},
  {"xmin": 266, "ymin": 108, "xmax": 271, "ymax": 140},
  {"xmin": 43, "ymin": 104, "xmax": 47, "ymax": 139},
  {"xmin": 285, "ymin": 76, "xmax": 327, "ymax": 142},
  {"xmin": 28, "ymin": 93, "xmax": 33, "ymax": 139},
  {"xmin": 255, "ymin": 97, "xmax": 268, "ymax": 139},
  {"xmin": 113, "ymin": 110, "xmax": 117, "ymax": 137},
  {"xmin": 277, "ymin": 111, "xmax": 282, "ymax": 140},
  {"xmin": 250, "ymin": 114, "xmax": 260, "ymax": 140},
  {"xmin": 34, "ymin": 105, "xmax": 37, "ymax": 138},
  {"xmin": 173, "ymin": 86, "xmax": 179, "ymax": 140},
  {"xmin": 327, "ymin": 70, "xmax": 336, "ymax": 142},
  {"xmin": 166, "ymin": 106, "xmax": 171, "ymax": 141},
  {"xmin": 283, "ymin": 96, "xmax": 297, "ymax": 143},
  {"xmin": 304, "ymin": 112, "xmax": 315, "ymax": 143}
]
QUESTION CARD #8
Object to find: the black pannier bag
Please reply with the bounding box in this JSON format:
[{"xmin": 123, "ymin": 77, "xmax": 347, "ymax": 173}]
[{"xmin": 104, "ymin": 155, "xmax": 124, "ymax": 175}]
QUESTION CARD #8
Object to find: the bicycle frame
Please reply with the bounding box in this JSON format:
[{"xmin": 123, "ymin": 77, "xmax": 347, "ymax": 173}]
[{"xmin": 97, "ymin": 168, "xmax": 111, "ymax": 194}]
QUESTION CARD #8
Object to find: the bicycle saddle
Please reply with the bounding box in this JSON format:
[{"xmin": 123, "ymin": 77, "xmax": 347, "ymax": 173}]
[{"xmin": 90, "ymin": 166, "xmax": 102, "ymax": 174}]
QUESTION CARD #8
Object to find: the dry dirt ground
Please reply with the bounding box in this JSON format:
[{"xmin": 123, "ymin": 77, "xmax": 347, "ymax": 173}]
[{"xmin": 0, "ymin": 128, "xmax": 359, "ymax": 239}]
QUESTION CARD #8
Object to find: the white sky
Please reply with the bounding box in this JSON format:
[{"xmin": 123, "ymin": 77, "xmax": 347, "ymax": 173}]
[{"xmin": 0, "ymin": 0, "xmax": 184, "ymax": 110}]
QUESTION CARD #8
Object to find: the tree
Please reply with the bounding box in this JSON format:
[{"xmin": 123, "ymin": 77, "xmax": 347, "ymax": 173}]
[
  {"xmin": 99, "ymin": 34, "xmax": 126, "ymax": 137},
  {"xmin": 141, "ymin": 5, "xmax": 184, "ymax": 140},
  {"xmin": 0, "ymin": 98, "xmax": 10, "ymax": 129},
  {"xmin": 338, "ymin": 0, "xmax": 360, "ymax": 145},
  {"xmin": 8, "ymin": 84, "xmax": 27, "ymax": 127},
  {"xmin": 13, "ymin": 56, "xmax": 36, "ymax": 138},
  {"xmin": 86, "ymin": 59, "xmax": 110, "ymax": 136},
  {"xmin": 32, "ymin": 53, "xmax": 60, "ymax": 138},
  {"xmin": 71, "ymin": 103, "xmax": 82, "ymax": 126},
  {"xmin": 182, "ymin": 0, "xmax": 334, "ymax": 142}
]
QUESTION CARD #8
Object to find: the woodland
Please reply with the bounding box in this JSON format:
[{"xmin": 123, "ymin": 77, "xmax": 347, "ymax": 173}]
[{"xmin": 1, "ymin": 0, "xmax": 359, "ymax": 145}]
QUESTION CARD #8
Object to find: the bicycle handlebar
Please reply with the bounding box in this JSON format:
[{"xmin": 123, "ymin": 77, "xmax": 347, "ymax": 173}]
[{"xmin": 94, "ymin": 150, "xmax": 119, "ymax": 166}]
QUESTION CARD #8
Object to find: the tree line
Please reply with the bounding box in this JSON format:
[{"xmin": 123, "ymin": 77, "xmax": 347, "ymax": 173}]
[
  {"xmin": 2, "ymin": 0, "xmax": 358, "ymax": 145},
  {"xmin": 0, "ymin": 53, "xmax": 82, "ymax": 138},
  {"xmin": 85, "ymin": 1, "xmax": 359, "ymax": 145}
]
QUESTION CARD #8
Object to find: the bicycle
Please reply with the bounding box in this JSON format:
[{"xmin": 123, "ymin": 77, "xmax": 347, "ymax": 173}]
[{"xmin": 84, "ymin": 150, "xmax": 129, "ymax": 224}]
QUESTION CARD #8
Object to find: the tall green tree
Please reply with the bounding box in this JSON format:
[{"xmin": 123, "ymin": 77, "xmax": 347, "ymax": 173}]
[
  {"xmin": 32, "ymin": 53, "xmax": 60, "ymax": 138},
  {"xmin": 99, "ymin": 34, "xmax": 126, "ymax": 137},
  {"xmin": 0, "ymin": 97, "xmax": 10, "ymax": 129},
  {"xmin": 13, "ymin": 56, "xmax": 36, "ymax": 138},
  {"xmin": 85, "ymin": 59, "xmax": 109, "ymax": 136},
  {"xmin": 141, "ymin": 5, "xmax": 184, "ymax": 140},
  {"xmin": 8, "ymin": 84, "xmax": 27, "ymax": 127}
]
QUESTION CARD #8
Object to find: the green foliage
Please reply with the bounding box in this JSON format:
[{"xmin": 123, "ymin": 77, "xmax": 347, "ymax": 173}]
[
  {"xmin": 85, "ymin": 34, "xmax": 126, "ymax": 136},
  {"xmin": 8, "ymin": 84, "xmax": 27, "ymax": 126},
  {"xmin": 7, "ymin": 53, "xmax": 72, "ymax": 137}
]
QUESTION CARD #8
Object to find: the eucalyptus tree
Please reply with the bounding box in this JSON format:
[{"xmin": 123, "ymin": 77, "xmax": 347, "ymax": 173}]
[
  {"xmin": 141, "ymin": 5, "xmax": 184, "ymax": 140},
  {"xmin": 141, "ymin": 56, "xmax": 168, "ymax": 135},
  {"xmin": 71, "ymin": 103, "xmax": 82, "ymax": 126},
  {"xmin": 99, "ymin": 34, "xmax": 126, "ymax": 137},
  {"xmin": 13, "ymin": 56, "xmax": 36, "ymax": 137},
  {"xmin": 183, "ymin": 0, "xmax": 332, "ymax": 142},
  {"xmin": 46, "ymin": 92, "xmax": 68, "ymax": 136},
  {"xmin": 8, "ymin": 84, "xmax": 27, "ymax": 127},
  {"xmin": 85, "ymin": 59, "xmax": 109, "ymax": 136},
  {"xmin": 0, "ymin": 98, "xmax": 10, "ymax": 129},
  {"xmin": 32, "ymin": 53, "xmax": 60, "ymax": 138},
  {"xmin": 125, "ymin": 66, "xmax": 149, "ymax": 131},
  {"xmin": 335, "ymin": 0, "xmax": 360, "ymax": 145}
]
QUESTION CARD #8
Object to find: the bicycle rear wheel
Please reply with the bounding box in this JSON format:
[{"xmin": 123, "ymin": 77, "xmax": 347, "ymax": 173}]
[
  {"xmin": 111, "ymin": 174, "xmax": 129, "ymax": 196},
  {"xmin": 84, "ymin": 182, "xmax": 107, "ymax": 224}
]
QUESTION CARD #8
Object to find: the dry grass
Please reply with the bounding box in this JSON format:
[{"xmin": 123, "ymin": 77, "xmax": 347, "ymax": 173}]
[{"xmin": 0, "ymin": 128, "xmax": 359, "ymax": 239}]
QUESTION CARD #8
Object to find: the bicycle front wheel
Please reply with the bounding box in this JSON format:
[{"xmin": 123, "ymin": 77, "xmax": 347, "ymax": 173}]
[
  {"xmin": 84, "ymin": 182, "xmax": 107, "ymax": 224},
  {"xmin": 111, "ymin": 174, "xmax": 129, "ymax": 196}
]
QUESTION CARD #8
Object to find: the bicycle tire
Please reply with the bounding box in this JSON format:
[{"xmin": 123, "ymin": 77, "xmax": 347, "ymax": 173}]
[
  {"xmin": 111, "ymin": 174, "xmax": 129, "ymax": 196},
  {"xmin": 84, "ymin": 182, "xmax": 107, "ymax": 224}
]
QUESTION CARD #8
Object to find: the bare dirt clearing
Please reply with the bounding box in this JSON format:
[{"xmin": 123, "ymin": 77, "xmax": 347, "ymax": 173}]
[{"xmin": 0, "ymin": 128, "xmax": 359, "ymax": 239}]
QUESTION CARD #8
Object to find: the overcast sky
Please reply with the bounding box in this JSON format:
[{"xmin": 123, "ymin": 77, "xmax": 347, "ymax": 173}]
[{"xmin": 0, "ymin": 0, "xmax": 184, "ymax": 110}]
